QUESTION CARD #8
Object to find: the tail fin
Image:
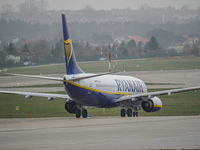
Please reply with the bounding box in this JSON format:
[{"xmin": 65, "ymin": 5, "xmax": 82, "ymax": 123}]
[{"xmin": 62, "ymin": 14, "xmax": 84, "ymax": 75}]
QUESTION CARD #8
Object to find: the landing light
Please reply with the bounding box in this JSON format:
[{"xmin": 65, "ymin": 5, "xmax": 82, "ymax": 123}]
[
  {"xmin": 25, "ymin": 95, "xmax": 32, "ymax": 99},
  {"xmin": 168, "ymin": 92, "xmax": 173, "ymax": 96}
]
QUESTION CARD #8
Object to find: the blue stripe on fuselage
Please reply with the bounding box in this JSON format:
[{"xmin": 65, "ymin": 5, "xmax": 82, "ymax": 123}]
[{"xmin": 64, "ymin": 81, "xmax": 123, "ymax": 108}]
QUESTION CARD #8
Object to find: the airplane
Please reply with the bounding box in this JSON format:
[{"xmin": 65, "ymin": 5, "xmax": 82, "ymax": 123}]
[{"xmin": 0, "ymin": 14, "xmax": 200, "ymax": 118}]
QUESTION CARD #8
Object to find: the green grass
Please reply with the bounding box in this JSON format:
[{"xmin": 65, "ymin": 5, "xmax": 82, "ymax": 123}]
[
  {"xmin": 0, "ymin": 64, "xmax": 66, "ymax": 76},
  {"xmin": 0, "ymin": 89, "xmax": 200, "ymax": 118},
  {"xmin": 0, "ymin": 93, "xmax": 69, "ymax": 118},
  {"xmin": 115, "ymin": 56, "xmax": 200, "ymax": 72},
  {"xmin": 1, "ymin": 56, "xmax": 199, "ymax": 75}
]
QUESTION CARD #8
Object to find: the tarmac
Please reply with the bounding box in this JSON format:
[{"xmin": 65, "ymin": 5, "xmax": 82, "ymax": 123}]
[{"xmin": 0, "ymin": 116, "xmax": 200, "ymax": 150}]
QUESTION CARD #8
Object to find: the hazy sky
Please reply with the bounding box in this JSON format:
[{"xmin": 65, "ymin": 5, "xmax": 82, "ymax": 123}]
[{"xmin": 0, "ymin": 0, "xmax": 200, "ymax": 11}]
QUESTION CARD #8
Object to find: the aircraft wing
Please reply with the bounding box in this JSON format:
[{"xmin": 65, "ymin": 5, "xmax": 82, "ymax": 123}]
[
  {"xmin": 116, "ymin": 86, "xmax": 200, "ymax": 103},
  {"xmin": 0, "ymin": 90, "xmax": 70, "ymax": 100},
  {"xmin": 6, "ymin": 73, "xmax": 63, "ymax": 81}
]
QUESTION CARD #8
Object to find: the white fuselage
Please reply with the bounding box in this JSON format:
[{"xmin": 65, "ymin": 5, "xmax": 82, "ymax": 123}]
[{"xmin": 64, "ymin": 73, "xmax": 147, "ymax": 107}]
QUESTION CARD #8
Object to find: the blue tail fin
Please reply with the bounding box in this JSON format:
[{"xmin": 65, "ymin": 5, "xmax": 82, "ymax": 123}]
[{"xmin": 62, "ymin": 14, "xmax": 84, "ymax": 75}]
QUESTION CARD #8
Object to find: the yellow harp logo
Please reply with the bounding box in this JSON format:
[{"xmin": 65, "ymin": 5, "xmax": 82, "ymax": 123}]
[{"xmin": 64, "ymin": 39, "xmax": 73, "ymax": 66}]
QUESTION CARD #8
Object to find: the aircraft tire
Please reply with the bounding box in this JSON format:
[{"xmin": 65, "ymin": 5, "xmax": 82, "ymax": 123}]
[
  {"xmin": 121, "ymin": 109, "xmax": 126, "ymax": 117},
  {"xmin": 82, "ymin": 109, "xmax": 88, "ymax": 118},
  {"xmin": 127, "ymin": 108, "xmax": 132, "ymax": 117},
  {"xmin": 76, "ymin": 109, "xmax": 81, "ymax": 118},
  {"xmin": 133, "ymin": 112, "xmax": 135, "ymax": 117},
  {"xmin": 136, "ymin": 112, "xmax": 138, "ymax": 117}
]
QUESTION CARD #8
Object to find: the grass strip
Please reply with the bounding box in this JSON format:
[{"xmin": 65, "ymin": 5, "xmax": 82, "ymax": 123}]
[
  {"xmin": 0, "ymin": 89, "xmax": 199, "ymax": 118},
  {"xmin": 1, "ymin": 56, "xmax": 199, "ymax": 76}
]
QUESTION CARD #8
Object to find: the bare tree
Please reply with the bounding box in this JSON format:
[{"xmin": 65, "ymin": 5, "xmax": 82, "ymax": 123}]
[
  {"xmin": 37, "ymin": 0, "xmax": 48, "ymax": 12},
  {"xmin": 19, "ymin": 0, "xmax": 48, "ymax": 13},
  {"xmin": 1, "ymin": 4, "xmax": 14, "ymax": 14}
]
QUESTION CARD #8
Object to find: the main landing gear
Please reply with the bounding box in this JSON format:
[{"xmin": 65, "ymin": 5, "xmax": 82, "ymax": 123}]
[
  {"xmin": 65, "ymin": 101, "xmax": 88, "ymax": 118},
  {"xmin": 120, "ymin": 108, "xmax": 139, "ymax": 117},
  {"xmin": 75, "ymin": 107, "xmax": 88, "ymax": 118}
]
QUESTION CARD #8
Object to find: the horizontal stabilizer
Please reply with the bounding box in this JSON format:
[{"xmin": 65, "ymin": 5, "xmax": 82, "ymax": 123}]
[{"xmin": 69, "ymin": 71, "xmax": 119, "ymax": 82}]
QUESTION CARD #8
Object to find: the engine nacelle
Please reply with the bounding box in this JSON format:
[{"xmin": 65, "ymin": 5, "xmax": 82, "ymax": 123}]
[
  {"xmin": 65, "ymin": 101, "xmax": 77, "ymax": 114},
  {"xmin": 142, "ymin": 97, "xmax": 162, "ymax": 112}
]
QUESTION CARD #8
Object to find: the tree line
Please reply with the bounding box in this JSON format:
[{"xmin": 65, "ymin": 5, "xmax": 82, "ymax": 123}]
[{"xmin": 1, "ymin": 35, "xmax": 200, "ymax": 67}]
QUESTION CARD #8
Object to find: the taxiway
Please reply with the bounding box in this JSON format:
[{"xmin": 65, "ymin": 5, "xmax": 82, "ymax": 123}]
[{"xmin": 0, "ymin": 116, "xmax": 200, "ymax": 149}]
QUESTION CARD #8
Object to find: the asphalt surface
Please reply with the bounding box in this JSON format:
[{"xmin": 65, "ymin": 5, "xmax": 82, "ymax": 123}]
[{"xmin": 0, "ymin": 116, "xmax": 200, "ymax": 150}]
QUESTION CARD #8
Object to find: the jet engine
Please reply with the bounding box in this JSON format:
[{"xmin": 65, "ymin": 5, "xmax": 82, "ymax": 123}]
[
  {"xmin": 65, "ymin": 101, "xmax": 77, "ymax": 114},
  {"xmin": 142, "ymin": 97, "xmax": 162, "ymax": 112}
]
